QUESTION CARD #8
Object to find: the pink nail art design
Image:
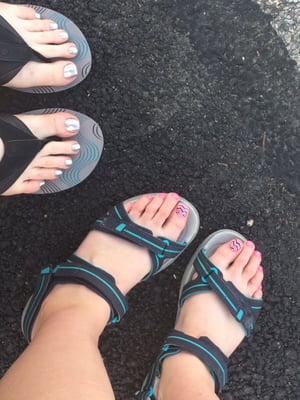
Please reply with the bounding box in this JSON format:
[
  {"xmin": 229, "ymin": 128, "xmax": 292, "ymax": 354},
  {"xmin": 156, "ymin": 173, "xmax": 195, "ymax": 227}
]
[
  {"xmin": 176, "ymin": 203, "xmax": 189, "ymax": 217},
  {"xmin": 229, "ymin": 239, "xmax": 242, "ymax": 252}
]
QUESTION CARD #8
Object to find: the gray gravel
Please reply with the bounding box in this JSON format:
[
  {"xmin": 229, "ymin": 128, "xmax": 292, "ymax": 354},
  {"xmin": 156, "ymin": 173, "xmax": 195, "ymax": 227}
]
[{"xmin": 254, "ymin": 0, "xmax": 300, "ymax": 69}]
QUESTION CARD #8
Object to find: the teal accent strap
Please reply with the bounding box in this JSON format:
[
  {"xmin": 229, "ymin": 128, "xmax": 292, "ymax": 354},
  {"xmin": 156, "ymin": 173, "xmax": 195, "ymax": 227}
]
[{"xmin": 194, "ymin": 249, "xmax": 263, "ymax": 336}]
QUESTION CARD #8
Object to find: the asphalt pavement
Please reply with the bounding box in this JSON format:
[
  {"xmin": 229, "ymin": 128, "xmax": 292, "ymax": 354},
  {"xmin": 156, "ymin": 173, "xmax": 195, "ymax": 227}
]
[{"xmin": 0, "ymin": 0, "xmax": 299, "ymax": 399}]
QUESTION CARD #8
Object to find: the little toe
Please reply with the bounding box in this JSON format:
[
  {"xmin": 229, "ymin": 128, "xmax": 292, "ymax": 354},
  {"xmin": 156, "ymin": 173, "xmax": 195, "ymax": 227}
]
[{"xmin": 248, "ymin": 266, "xmax": 264, "ymax": 296}]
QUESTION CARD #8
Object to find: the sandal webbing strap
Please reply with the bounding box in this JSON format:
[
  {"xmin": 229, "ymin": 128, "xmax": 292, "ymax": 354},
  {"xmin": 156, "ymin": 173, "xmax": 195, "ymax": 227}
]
[
  {"xmin": 92, "ymin": 203, "xmax": 187, "ymax": 280},
  {"xmin": 0, "ymin": 115, "xmax": 44, "ymax": 193},
  {"xmin": 139, "ymin": 329, "xmax": 228, "ymax": 398},
  {"xmin": 22, "ymin": 254, "xmax": 127, "ymax": 342},
  {"xmin": 190, "ymin": 248, "xmax": 262, "ymax": 336},
  {"xmin": 0, "ymin": 16, "xmax": 48, "ymax": 85}
]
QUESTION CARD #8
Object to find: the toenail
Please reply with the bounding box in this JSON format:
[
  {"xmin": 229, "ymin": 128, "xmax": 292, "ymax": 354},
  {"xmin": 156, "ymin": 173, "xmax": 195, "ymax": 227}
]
[
  {"xmin": 65, "ymin": 160, "xmax": 73, "ymax": 166},
  {"xmin": 229, "ymin": 239, "xmax": 243, "ymax": 252},
  {"xmin": 171, "ymin": 192, "xmax": 180, "ymax": 199},
  {"xmin": 159, "ymin": 193, "xmax": 166, "ymax": 199},
  {"xmin": 254, "ymin": 251, "xmax": 261, "ymax": 257},
  {"xmin": 259, "ymin": 284, "xmax": 263, "ymax": 290},
  {"xmin": 69, "ymin": 46, "xmax": 78, "ymax": 55},
  {"xmin": 50, "ymin": 22, "xmax": 58, "ymax": 30},
  {"xmin": 59, "ymin": 31, "xmax": 69, "ymax": 39},
  {"xmin": 55, "ymin": 170, "xmax": 63, "ymax": 176},
  {"xmin": 39, "ymin": 181, "xmax": 45, "ymax": 187},
  {"xmin": 246, "ymin": 240, "xmax": 254, "ymax": 248},
  {"xmin": 175, "ymin": 203, "xmax": 189, "ymax": 217},
  {"xmin": 35, "ymin": 12, "xmax": 41, "ymax": 19},
  {"xmin": 65, "ymin": 119, "xmax": 80, "ymax": 132},
  {"xmin": 258, "ymin": 265, "xmax": 263, "ymax": 271},
  {"xmin": 147, "ymin": 194, "xmax": 153, "ymax": 199},
  {"xmin": 64, "ymin": 64, "xmax": 78, "ymax": 78},
  {"xmin": 72, "ymin": 143, "xmax": 81, "ymax": 151}
]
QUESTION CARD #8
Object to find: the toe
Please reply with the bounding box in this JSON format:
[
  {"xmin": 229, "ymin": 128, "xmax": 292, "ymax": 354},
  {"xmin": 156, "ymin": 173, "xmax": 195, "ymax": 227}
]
[
  {"xmin": 153, "ymin": 192, "xmax": 180, "ymax": 224},
  {"xmin": 7, "ymin": 4, "xmax": 38, "ymax": 19},
  {"xmin": 248, "ymin": 266, "xmax": 264, "ymax": 296},
  {"xmin": 229, "ymin": 241, "xmax": 256, "ymax": 275},
  {"xmin": 242, "ymin": 250, "xmax": 262, "ymax": 280},
  {"xmin": 141, "ymin": 193, "xmax": 167, "ymax": 220},
  {"xmin": 24, "ymin": 167, "xmax": 64, "ymax": 181},
  {"xmin": 23, "ymin": 18, "xmax": 60, "ymax": 32},
  {"xmin": 31, "ymin": 29, "xmax": 69, "ymax": 45},
  {"xmin": 39, "ymin": 141, "xmax": 80, "ymax": 157},
  {"xmin": 16, "ymin": 112, "xmax": 80, "ymax": 140},
  {"xmin": 34, "ymin": 42, "xmax": 78, "ymax": 59},
  {"xmin": 126, "ymin": 194, "xmax": 156, "ymax": 220},
  {"xmin": 35, "ymin": 156, "xmax": 74, "ymax": 170},
  {"xmin": 209, "ymin": 238, "xmax": 245, "ymax": 273},
  {"xmin": 4, "ymin": 60, "xmax": 78, "ymax": 89}
]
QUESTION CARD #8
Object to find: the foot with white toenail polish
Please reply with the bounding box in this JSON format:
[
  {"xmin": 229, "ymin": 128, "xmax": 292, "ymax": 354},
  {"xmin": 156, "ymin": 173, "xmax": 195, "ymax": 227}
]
[
  {"xmin": 0, "ymin": 109, "xmax": 104, "ymax": 195},
  {"xmin": 0, "ymin": 2, "xmax": 91, "ymax": 93}
]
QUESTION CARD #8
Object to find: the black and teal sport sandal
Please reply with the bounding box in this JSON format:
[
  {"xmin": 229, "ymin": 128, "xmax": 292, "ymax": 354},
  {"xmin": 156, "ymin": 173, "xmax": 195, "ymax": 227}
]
[
  {"xmin": 21, "ymin": 194, "xmax": 200, "ymax": 342},
  {"xmin": 0, "ymin": 108, "xmax": 103, "ymax": 195},
  {"xmin": 0, "ymin": 5, "xmax": 91, "ymax": 93},
  {"xmin": 138, "ymin": 229, "xmax": 263, "ymax": 398}
]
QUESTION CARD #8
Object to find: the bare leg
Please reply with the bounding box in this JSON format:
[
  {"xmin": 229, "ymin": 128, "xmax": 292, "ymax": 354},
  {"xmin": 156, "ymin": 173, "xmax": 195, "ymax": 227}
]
[
  {"xmin": 158, "ymin": 240, "xmax": 264, "ymax": 400},
  {"xmin": 0, "ymin": 193, "xmax": 190, "ymax": 400}
]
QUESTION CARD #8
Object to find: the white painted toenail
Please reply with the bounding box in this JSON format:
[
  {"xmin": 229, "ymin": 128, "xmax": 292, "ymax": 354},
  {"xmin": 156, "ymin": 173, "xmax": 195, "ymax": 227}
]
[
  {"xmin": 35, "ymin": 12, "xmax": 41, "ymax": 19},
  {"xmin": 40, "ymin": 181, "xmax": 45, "ymax": 187},
  {"xmin": 50, "ymin": 22, "xmax": 58, "ymax": 30},
  {"xmin": 59, "ymin": 31, "xmax": 69, "ymax": 39},
  {"xmin": 69, "ymin": 46, "xmax": 78, "ymax": 55},
  {"xmin": 65, "ymin": 160, "xmax": 73, "ymax": 166},
  {"xmin": 72, "ymin": 144, "xmax": 81, "ymax": 151},
  {"xmin": 65, "ymin": 119, "xmax": 80, "ymax": 132},
  {"xmin": 64, "ymin": 64, "xmax": 78, "ymax": 78},
  {"xmin": 55, "ymin": 170, "xmax": 63, "ymax": 176}
]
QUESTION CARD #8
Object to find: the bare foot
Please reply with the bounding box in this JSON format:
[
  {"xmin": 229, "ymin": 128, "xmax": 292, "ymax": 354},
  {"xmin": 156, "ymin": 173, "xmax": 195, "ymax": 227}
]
[
  {"xmin": 158, "ymin": 238, "xmax": 264, "ymax": 398},
  {"xmin": 0, "ymin": 112, "xmax": 81, "ymax": 195},
  {"xmin": 0, "ymin": 2, "xmax": 78, "ymax": 88}
]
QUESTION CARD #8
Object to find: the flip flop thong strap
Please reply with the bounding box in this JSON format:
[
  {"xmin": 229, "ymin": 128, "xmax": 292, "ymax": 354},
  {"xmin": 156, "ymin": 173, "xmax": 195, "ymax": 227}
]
[
  {"xmin": 22, "ymin": 254, "xmax": 127, "ymax": 342},
  {"xmin": 0, "ymin": 115, "xmax": 44, "ymax": 193},
  {"xmin": 139, "ymin": 329, "xmax": 228, "ymax": 398},
  {"xmin": 92, "ymin": 203, "xmax": 187, "ymax": 279},
  {"xmin": 0, "ymin": 16, "xmax": 47, "ymax": 85},
  {"xmin": 191, "ymin": 248, "xmax": 263, "ymax": 336}
]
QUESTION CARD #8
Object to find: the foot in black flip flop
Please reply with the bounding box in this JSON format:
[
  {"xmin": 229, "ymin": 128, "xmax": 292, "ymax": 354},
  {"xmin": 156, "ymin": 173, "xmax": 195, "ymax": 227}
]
[
  {"xmin": 0, "ymin": 2, "xmax": 91, "ymax": 93},
  {"xmin": 0, "ymin": 109, "xmax": 103, "ymax": 195}
]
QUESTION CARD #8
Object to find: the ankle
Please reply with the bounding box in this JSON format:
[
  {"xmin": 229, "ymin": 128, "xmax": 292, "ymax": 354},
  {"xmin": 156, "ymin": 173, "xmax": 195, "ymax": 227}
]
[
  {"xmin": 31, "ymin": 284, "xmax": 111, "ymax": 340},
  {"xmin": 158, "ymin": 352, "xmax": 217, "ymax": 400}
]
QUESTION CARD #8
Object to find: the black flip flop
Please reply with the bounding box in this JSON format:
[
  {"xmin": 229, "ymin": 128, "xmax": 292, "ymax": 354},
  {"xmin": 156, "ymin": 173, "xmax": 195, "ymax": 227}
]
[
  {"xmin": 0, "ymin": 108, "xmax": 103, "ymax": 195},
  {"xmin": 0, "ymin": 5, "xmax": 91, "ymax": 93}
]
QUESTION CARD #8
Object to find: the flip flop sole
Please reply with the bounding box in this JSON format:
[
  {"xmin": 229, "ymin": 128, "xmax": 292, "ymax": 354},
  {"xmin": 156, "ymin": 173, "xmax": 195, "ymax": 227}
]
[
  {"xmin": 25, "ymin": 108, "xmax": 103, "ymax": 194},
  {"xmin": 18, "ymin": 5, "xmax": 92, "ymax": 93}
]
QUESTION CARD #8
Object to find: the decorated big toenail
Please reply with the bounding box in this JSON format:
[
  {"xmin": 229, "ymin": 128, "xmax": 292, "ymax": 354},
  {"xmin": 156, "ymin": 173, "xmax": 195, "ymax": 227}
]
[
  {"xmin": 229, "ymin": 239, "xmax": 243, "ymax": 252},
  {"xmin": 50, "ymin": 22, "xmax": 58, "ymax": 30},
  {"xmin": 65, "ymin": 119, "xmax": 80, "ymax": 132},
  {"xmin": 69, "ymin": 46, "xmax": 78, "ymax": 55},
  {"xmin": 246, "ymin": 240, "xmax": 254, "ymax": 248},
  {"xmin": 175, "ymin": 203, "xmax": 189, "ymax": 217},
  {"xmin": 64, "ymin": 64, "xmax": 78, "ymax": 78}
]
